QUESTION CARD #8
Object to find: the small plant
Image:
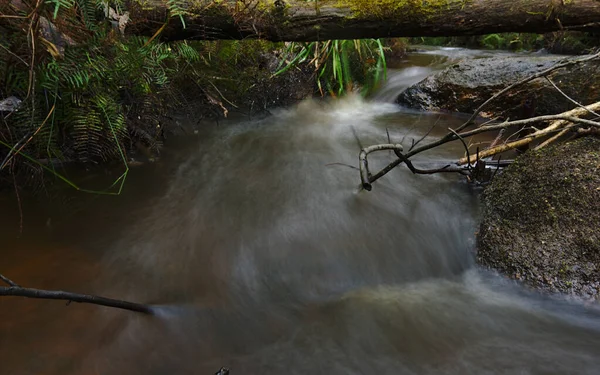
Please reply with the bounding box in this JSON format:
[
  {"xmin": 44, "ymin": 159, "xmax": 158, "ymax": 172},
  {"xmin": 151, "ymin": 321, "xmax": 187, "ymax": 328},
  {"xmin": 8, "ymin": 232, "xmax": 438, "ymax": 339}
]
[{"xmin": 273, "ymin": 39, "xmax": 388, "ymax": 96}]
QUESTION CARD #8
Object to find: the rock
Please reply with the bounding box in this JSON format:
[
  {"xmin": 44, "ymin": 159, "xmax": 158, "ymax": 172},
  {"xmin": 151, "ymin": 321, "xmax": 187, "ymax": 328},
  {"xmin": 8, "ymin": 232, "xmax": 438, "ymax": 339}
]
[
  {"xmin": 477, "ymin": 137, "xmax": 600, "ymax": 300},
  {"xmin": 0, "ymin": 96, "xmax": 21, "ymax": 112},
  {"xmin": 396, "ymin": 55, "xmax": 600, "ymax": 119},
  {"xmin": 38, "ymin": 17, "xmax": 76, "ymax": 58}
]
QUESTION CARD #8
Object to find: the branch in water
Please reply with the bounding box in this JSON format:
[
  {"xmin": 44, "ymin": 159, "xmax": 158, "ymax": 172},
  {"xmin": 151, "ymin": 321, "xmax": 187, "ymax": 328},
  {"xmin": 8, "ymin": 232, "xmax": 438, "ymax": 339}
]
[
  {"xmin": 359, "ymin": 143, "xmax": 404, "ymax": 191},
  {"xmin": 362, "ymin": 102, "xmax": 600, "ymax": 189},
  {"xmin": 457, "ymin": 51, "xmax": 600, "ymax": 132},
  {"xmin": 0, "ymin": 285, "xmax": 154, "ymax": 314},
  {"xmin": 0, "ymin": 273, "xmax": 19, "ymax": 287}
]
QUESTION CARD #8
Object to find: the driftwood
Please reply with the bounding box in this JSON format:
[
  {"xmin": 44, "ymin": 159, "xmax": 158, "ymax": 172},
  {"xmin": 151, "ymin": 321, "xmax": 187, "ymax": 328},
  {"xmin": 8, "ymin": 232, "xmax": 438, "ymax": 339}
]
[
  {"xmin": 121, "ymin": 0, "xmax": 600, "ymax": 42},
  {"xmin": 357, "ymin": 52, "xmax": 600, "ymax": 190},
  {"xmin": 0, "ymin": 273, "xmax": 153, "ymax": 314}
]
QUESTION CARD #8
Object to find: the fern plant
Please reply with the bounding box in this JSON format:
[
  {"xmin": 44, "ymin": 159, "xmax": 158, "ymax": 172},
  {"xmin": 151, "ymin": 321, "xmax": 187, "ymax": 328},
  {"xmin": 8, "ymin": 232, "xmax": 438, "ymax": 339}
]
[{"xmin": 0, "ymin": 0, "xmax": 204, "ymax": 192}]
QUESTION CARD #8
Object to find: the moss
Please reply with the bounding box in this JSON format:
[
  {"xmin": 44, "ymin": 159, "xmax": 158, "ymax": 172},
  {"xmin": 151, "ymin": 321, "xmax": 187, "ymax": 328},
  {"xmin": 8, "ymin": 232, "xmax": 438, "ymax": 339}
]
[
  {"xmin": 333, "ymin": 0, "xmax": 471, "ymax": 19},
  {"xmin": 478, "ymin": 137, "xmax": 600, "ymax": 300}
]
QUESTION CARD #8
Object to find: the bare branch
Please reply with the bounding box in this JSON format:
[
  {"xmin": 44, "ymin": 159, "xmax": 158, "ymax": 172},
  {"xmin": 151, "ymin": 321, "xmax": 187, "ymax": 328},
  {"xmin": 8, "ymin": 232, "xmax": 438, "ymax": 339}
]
[
  {"xmin": 0, "ymin": 273, "xmax": 19, "ymax": 287},
  {"xmin": 351, "ymin": 126, "xmax": 363, "ymax": 150},
  {"xmin": 489, "ymin": 128, "xmax": 505, "ymax": 148},
  {"xmin": 455, "ymin": 51, "xmax": 600, "ymax": 134},
  {"xmin": 353, "ymin": 53, "xmax": 600, "ymax": 191},
  {"xmin": 535, "ymin": 127, "xmax": 571, "ymax": 150},
  {"xmin": 359, "ymin": 144, "xmax": 403, "ymax": 191},
  {"xmin": 448, "ymin": 128, "xmax": 472, "ymax": 168},
  {"xmin": 363, "ymin": 103, "xmax": 600, "ymax": 188},
  {"xmin": 457, "ymin": 123, "xmax": 586, "ymax": 165},
  {"xmin": 409, "ymin": 116, "xmax": 440, "ymax": 152},
  {"xmin": 0, "ymin": 286, "xmax": 154, "ymax": 314},
  {"xmin": 546, "ymin": 77, "xmax": 600, "ymax": 118},
  {"xmin": 325, "ymin": 162, "xmax": 360, "ymax": 171}
]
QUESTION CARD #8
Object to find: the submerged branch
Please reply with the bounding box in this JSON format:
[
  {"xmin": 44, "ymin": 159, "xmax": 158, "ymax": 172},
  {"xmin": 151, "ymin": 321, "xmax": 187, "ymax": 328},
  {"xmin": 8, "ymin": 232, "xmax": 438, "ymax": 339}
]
[
  {"xmin": 359, "ymin": 144, "xmax": 403, "ymax": 191},
  {"xmin": 0, "ymin": 286, "xmax": 154, "ymax": 314},
  {"xmin": 0, "ymin": 273, "xmax": 153, "ymax": 314},
  {"xmin": 0, "ymin": 273, "xmax": 19, "ymax": 287},
  {"xmin": 353, "ymin": 52, "xmax": 600, "ymax": 190},
  {"xmin": 358, "ymin": 103, "xmax": 600, "ymax": 189}
]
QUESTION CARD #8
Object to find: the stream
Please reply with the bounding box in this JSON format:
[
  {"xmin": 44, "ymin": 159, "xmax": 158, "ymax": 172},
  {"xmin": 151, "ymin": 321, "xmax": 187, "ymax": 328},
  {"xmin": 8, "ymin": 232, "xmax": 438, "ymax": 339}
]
[{"xmin": 2, "ymin": 47, "xmax": 600, "ymax": 375}]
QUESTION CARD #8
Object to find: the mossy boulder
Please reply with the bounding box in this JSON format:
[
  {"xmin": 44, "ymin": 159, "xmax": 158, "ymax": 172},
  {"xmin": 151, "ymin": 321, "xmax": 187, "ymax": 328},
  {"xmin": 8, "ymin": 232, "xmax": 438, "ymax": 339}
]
[
  {"xmin": 397, "ymin": 55, "xmax": 600, "ymax": 119},
  {"xmin": 477, "ymin": 137, "xmax": 600, "ymax": 300}
]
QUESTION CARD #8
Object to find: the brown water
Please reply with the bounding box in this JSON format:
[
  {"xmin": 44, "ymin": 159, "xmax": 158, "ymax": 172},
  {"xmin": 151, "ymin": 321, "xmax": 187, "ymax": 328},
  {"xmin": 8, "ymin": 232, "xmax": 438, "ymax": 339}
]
[{"xmin": 2, "ymin": 49, "xmax": 600, "ymax": 375}]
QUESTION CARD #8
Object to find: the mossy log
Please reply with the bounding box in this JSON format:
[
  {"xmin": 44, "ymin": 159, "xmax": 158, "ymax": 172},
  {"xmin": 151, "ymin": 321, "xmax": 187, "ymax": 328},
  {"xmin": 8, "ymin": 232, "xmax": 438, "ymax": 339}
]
[{"xmin": 125, "ymin": 0, "xmax": 600, "ymax": 42}]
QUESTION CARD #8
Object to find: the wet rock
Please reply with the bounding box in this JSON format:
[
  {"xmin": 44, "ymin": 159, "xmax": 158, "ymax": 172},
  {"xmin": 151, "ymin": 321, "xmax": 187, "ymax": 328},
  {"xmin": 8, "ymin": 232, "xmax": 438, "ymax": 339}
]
[
  {"xmin": 0, "ymin": 96, "xmax": 21, "ymax": 112},
  {"xmin": 396, "ymin": 55, "xmax": 600, "ymax": 119},
  {"xmin": 477, "ymin": 137, "xmax": 600, "ymax": 301}
]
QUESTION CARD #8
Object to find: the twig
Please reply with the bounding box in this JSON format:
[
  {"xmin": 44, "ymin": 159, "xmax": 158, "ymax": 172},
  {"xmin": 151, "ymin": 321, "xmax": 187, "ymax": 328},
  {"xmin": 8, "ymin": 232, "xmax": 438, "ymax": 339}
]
[
  {"xmin": 354, "ymin": 53, "xmax": 600, "ymax": 191},
  {"xmin": 448, "ymin": 128, "xmax": 472, "ymax": 168},
  {"xmin": 535, "ymin": 127, "xmax": 571, "ymax": 150},
  {"xmin": 400, "ymin": 115, "xmax": 420, "ymax": 145},
  {"xmin": 0, "ymin": 273, "xmax": 19, "ymax": 287},
  {"xmin": 409, "ymin": 116, "xmax": 440, "ymax": 152},
  {"xmin": 492, "ymin": 155, "xmax": 502, "ymax": 180},
  {"xmin": 351, "ymin": 126, "xmax": 363, "ymax": 150},
  {"xmin": 325, "ymin": 162, "xmax": 359, "ymax": 171},
  {"xmin": 364, "ymin": 103, "xmax": 600, "ymax": 188},
  {"xmin": 359, "ymin": 143, "xmax": 403, "ymax": 191},
  {"xmin": 456, "ymin": 51, "xmax": 600, "ymax": 134},
  {"xmin": 208, "ymin": 80, "xmax": 239, "ymax": 109},
  {"xmin": 0, "ymin": 43, "xmax": 29, "ymax": 66},
  {"xmin": 458, "ymin": 113, "xmax": 600, "ymax": 140},
  {"xmin": 0, "ymin": 104, "xmax": 55, "ymax": 170},
  {"xmin": 12, "ymin": 174, "xmax": 23, "ymax": 237},
  {"xmin": 545, "ymin": 77, "xmax": 600, "ymax": 118},
  {"xmin": 457, "ymin": 122, "xmax": 590, "ymax": 165},
  {"xmin": 0, "ymin": 286, "xmax": 153, "ymax": 314},
  {"xmin": 489, "ymin": 128, "xmax": 505, "ymax": 148},
  {"xmin": 392, "ymin": 149, "xmax": 469, "ymax": 176}
]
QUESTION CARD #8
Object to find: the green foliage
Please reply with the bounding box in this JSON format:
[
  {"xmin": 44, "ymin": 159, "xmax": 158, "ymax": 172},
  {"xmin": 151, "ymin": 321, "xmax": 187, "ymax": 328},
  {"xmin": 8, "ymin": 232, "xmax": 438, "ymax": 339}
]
[
  {"xmin": 0, "ymin": 0, "xmax": 202, "ymax": 191},
  {"xmin": 274, "ymin": 39, "xmax": 387, "ymax": 96},
  {"xmin": 410, "ymin": 33, "xmax": 546, "ymax": 51},
  {"xmin": 166, "ymin": 0, "xmax": 187, "ymax": 27},
  {"xmin": 47, "ymin": 0, "xmax": 76, "ymax": 19}
]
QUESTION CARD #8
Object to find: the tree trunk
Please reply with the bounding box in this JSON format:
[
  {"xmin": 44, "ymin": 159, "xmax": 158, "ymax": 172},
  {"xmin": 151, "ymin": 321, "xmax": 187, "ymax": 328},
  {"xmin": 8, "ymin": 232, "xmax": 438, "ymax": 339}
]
[{"xmin": 124, "ymin": 0, "xmax": 600, "ymax": 42}]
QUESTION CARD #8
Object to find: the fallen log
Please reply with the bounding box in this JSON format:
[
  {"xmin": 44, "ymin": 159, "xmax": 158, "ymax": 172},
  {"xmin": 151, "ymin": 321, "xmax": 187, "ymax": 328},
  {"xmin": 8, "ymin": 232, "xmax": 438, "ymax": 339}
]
[{"xmin": 124, "ymin": 0, "xmax": 600, "ymax": 42}]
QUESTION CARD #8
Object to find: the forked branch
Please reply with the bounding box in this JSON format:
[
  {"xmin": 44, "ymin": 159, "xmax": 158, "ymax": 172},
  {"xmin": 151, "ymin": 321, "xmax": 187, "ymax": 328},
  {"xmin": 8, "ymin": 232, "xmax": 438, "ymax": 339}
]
[{"xmin": 355, "ymin": 51, "xmax": 600, "ymax": 191}]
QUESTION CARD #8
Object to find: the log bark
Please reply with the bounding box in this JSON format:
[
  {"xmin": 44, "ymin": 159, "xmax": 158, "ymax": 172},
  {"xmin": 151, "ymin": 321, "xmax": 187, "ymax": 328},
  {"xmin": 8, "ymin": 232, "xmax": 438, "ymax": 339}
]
[{"xmin": 125, "ymin": 0, "xmax": 600, "ymax": 42}]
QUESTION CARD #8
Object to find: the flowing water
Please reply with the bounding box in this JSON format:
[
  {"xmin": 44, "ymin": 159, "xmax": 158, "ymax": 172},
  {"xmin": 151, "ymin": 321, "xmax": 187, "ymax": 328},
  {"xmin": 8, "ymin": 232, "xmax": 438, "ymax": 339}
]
[{"xmin": 2, "ymin": 48, "xmax": 600, "ymax": 375}]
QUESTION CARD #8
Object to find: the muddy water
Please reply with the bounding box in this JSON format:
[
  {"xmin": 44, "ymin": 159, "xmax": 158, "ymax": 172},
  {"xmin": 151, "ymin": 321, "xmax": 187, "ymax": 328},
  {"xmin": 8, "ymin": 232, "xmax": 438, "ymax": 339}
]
[{"xmin": 2, "ymin": 49, "xmax": 600, "ymax": 375}]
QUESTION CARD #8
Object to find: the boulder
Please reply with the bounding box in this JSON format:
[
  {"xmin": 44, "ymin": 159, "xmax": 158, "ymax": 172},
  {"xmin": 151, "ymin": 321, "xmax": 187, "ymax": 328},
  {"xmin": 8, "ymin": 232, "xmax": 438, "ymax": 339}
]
[
  {"xmin": 396, "ymin": 55, "xmax": 600, "ymax": 119},
  {"xmin": 477, "ymin": 137, "xmax": 600, "ymax": 300}
]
